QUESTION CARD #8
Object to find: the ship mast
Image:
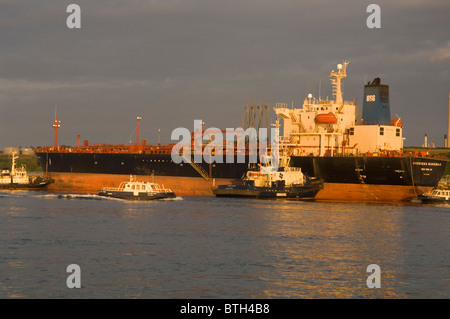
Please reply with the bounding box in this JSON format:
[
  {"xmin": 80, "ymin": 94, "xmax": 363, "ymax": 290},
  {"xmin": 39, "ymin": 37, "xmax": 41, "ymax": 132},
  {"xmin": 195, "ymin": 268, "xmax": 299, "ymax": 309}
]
[
  {"xmin": 135, "ymin": 116, "xmax": 142, "ymax": 145},
  {"xmin": 11, "ymin": 151, "xmax": 17, "ymax": 176},
  {"xmin": 53, "ymin": 108, "xmax": 61, "ymax": 149},
  {"xmin": 448, "ymin": 92, "xmax": 450, "ymax": 148},
  {"xmin": 329, "ymin": 60, "xmax": 349, "ymax": 105}
]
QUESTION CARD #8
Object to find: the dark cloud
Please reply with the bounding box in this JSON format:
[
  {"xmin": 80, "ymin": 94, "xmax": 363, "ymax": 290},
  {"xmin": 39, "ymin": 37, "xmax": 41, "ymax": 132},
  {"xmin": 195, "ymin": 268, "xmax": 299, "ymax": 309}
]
[{"xmin": 1, "ymin": 0, "xmax": 449, "ymax": 148}]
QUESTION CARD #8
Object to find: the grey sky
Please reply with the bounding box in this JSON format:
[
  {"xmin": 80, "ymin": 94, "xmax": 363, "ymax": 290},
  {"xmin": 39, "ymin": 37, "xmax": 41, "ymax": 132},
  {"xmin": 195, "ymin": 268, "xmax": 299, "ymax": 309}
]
[{"xmin": 1, "ymin": 0, "xmax": 449, "ymax": 149}]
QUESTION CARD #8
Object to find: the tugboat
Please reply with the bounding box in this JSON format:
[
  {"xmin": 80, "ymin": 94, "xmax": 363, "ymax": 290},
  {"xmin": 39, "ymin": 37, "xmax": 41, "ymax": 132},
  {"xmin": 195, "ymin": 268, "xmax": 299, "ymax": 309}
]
[
  {"xmin": 214, "ymin": 119, "xmax": 323, "ymax": 199},
  {"xmin": 418, "ymin": 189, "xmax": 450, "ymax": 203},
  {"xmin": 213, "ymin": 154, "xmax": 323, "ymax": 199},
  {"xmin": 98, "ymin": 175, "xmax": 176, "ymax": 200},
  {"xmin": 0, "ymin": 152, "xmax": 53, "ymax": 190}
]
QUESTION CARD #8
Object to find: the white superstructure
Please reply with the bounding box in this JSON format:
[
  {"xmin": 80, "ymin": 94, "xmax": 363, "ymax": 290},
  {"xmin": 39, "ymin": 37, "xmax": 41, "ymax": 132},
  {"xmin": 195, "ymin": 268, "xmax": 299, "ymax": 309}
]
[{"xmin": 275, "ymin": 60, "xmax": 404, "ymax": 156}]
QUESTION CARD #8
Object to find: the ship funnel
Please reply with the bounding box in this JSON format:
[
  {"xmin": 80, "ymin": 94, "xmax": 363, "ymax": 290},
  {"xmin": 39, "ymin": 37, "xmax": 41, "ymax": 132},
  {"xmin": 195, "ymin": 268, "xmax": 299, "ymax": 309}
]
[{"xmin": 362, "ymin": 78, "xmax": 391, "ymax": 125}]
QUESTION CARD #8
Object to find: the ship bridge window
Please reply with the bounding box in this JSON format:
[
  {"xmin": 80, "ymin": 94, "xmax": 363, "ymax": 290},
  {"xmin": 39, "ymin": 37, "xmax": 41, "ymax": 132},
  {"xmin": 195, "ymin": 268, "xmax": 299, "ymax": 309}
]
[
  {"xmin": 396, "ymin": 128, "xmax": 400, "ymax": 137},
  {"xmin": 349, "ymin": 127, "xmax": 354, "ymax": 135},
  {"xmin": 379, "ymin": 127, "xmax": 384, "ymax": 136}
]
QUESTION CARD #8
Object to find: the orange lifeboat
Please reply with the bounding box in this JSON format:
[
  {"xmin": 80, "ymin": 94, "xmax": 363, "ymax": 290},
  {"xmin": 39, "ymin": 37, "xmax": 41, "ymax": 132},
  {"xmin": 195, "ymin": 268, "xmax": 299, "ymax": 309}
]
[
  {"xmin": 315, "ymin": 112, "xmax": 337, "ymax": 125},
  {"xmin": 391, "ymin": 117, "xmax": 403, "ymax": 127}
]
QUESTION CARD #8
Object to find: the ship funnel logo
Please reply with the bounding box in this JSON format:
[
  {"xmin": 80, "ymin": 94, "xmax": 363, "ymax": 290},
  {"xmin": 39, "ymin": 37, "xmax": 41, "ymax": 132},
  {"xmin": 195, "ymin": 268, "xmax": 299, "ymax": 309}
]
[{"xmin": 171, "ymin": 120, "xmax": 279, "ymax": 174}]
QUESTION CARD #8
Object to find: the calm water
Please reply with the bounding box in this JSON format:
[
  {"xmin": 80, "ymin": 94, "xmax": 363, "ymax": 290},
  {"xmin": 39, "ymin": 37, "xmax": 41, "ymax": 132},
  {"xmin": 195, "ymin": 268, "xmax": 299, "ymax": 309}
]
[{"xmin": 0, "ymin": 190, "xmax": 448, "ymax": 299}]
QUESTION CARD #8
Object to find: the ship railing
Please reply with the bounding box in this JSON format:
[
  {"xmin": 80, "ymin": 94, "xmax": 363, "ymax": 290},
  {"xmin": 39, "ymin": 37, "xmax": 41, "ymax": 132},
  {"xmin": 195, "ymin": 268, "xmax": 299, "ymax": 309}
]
[
  {"xmin": 33, "ymin": 144, "xmax": 176, "ymax": 154},
  {"xmin": 152, "ymin": 186, "xmax": 174, "ymax": 193},
  {"xmin": 99, "ymin": 187, "xmax": 124, "ymax": 192},
  {"xmin": 100, "ymin": 185, "xmax": 174, "ymax": 193}
]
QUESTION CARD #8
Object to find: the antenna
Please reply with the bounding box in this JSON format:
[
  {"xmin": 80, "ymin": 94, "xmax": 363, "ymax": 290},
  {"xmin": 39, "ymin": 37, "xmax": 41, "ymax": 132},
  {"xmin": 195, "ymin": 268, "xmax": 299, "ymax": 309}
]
[{"xmin": 319, "ymin": 79, "xmax": 321, "ymax": 101}]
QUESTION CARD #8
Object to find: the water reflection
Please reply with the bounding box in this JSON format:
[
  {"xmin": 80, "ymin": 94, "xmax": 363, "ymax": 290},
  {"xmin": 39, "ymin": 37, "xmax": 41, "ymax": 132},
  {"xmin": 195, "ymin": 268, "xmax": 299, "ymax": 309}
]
[
  {"xmin": 245, "ymin": 202, "xmax": 411, "ymax": 298},
  {"xmin": 0, "ymin": 193, "xmax": 448, "ymax": 298}
]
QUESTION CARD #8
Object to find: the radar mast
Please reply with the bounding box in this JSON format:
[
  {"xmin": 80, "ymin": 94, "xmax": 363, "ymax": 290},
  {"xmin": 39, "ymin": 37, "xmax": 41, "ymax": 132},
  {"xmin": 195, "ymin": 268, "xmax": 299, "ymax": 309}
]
[{"xmin": 329, "ymin": 60, "xmax": 349, "ymax": 105}]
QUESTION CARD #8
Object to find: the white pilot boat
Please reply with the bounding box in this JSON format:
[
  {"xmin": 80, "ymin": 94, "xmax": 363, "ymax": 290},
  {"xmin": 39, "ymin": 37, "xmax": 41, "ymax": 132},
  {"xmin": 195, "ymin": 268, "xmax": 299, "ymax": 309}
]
[
  {"xmin": 98, "ymin": 175, "xmax": 176, "ymax": 200},
  {"xmin": 418, "ymin": 188, "xmax": 450, "ymax": 203},
  {"xmin": 0, "ymin": 152, "xmax": 53, "ymax": 190}
]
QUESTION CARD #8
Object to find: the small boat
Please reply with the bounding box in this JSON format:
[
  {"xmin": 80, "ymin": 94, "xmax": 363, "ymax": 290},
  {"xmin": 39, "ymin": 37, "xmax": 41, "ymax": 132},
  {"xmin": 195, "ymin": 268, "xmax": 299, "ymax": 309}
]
[
  {"xmin": 0, "ymin": 152, "xmax": 53, "ymax": 190},
  {"xmin": 98, "ymin": 175, "xmax": 176, "ymax": 200},
  {"xmin": 418, "ymin": 189, "xmax": 450, "ymax": 203},
  {"xmin": 213, "ymin": 154, "xmax": 323, "ymax": 200}
]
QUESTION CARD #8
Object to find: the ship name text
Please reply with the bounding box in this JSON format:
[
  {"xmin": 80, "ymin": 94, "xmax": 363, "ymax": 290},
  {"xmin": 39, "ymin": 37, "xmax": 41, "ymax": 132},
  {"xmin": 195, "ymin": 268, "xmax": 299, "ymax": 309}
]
[{"xmin": 413, "ymin": 162, "xmax": 441, "ymax": 166}]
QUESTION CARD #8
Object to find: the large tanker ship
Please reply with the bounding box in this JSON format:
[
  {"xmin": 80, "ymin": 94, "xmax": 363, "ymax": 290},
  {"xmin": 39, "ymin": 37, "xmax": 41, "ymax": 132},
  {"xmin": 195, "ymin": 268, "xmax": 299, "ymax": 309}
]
[{"xmin": 33, "ymin": 61, "xmax": 447, "ymax": 202}]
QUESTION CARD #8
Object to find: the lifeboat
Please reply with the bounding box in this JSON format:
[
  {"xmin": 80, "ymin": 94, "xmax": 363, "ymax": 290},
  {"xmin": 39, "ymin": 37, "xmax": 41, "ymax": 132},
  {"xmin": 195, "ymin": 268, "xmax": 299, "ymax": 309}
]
[
  {"xmin": 391, "ymin": 117, "xmax": 403, "ymax": 127},
  {"xmin": 315, "ymin": 112, "xmax": 337, "ymax": 125}
]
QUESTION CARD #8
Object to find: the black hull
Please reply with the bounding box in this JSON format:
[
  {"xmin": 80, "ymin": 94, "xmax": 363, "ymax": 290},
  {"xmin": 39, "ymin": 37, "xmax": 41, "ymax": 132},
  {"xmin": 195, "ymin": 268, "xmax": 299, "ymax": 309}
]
[
  {"xmin": 36, "ymin": 152, "xmax": 250, "ymax": 179},
  {"xmin": 417, "ymin": 193, "xmax": 449, "ymax": 203},
  {"xmin": 98, "ymin": 190, "xmax": 176, "ymax": 201},
  {"xmin": 0, "ymin": 184, "xmax": 48, "ymax": 190},
  {"xmin": 289, "ymin": 156, "xmax": 446, "ymax": 188},
  {"xmin": 418, "ymin": 197, "xmax": 447, "ymax": 204},
  {"xmin": 213, "ymin": 184, "xmax": 322, "ymax": 199},
  {"xmin": 34, "ymin": 152, "xmax": 446, "ymax": 189},
  {"xmin": 0, "ymin": 177, "xmax": 53, "ymax": 190}
]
